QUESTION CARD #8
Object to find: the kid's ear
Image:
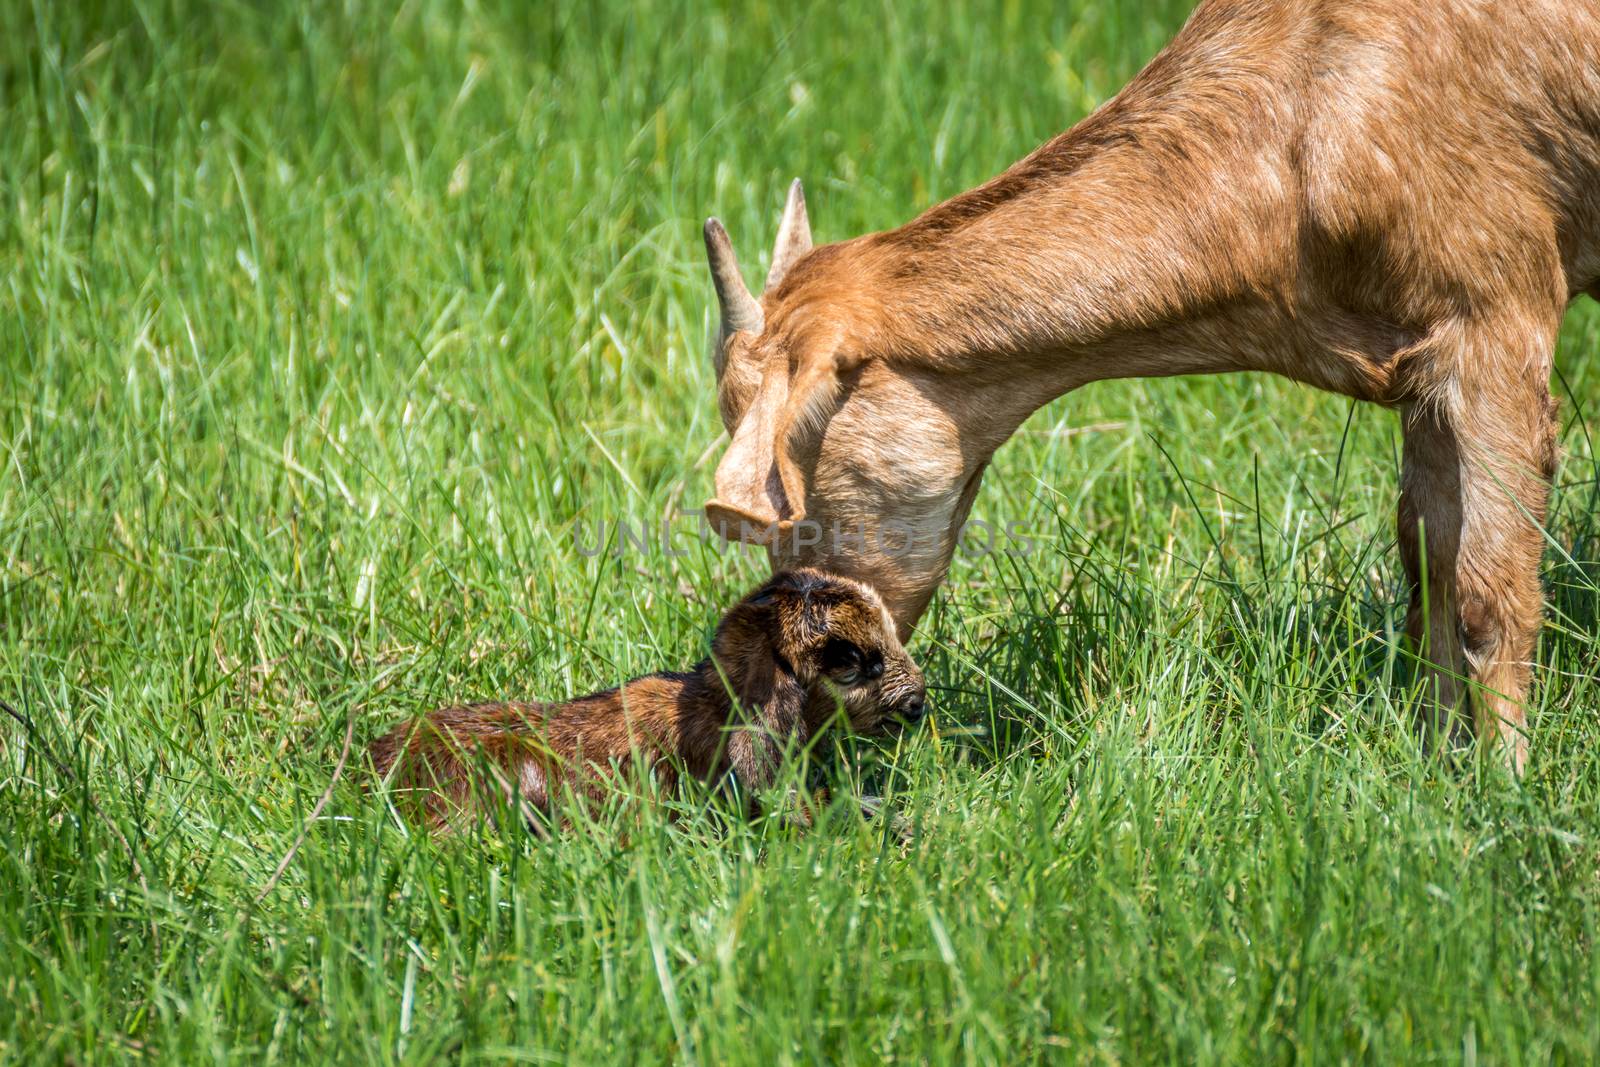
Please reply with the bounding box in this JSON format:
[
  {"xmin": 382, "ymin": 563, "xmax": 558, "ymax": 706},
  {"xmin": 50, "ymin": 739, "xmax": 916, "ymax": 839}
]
[{"xmin": 722, "ymin": 641, "xmax": 810, "ymax": 792}]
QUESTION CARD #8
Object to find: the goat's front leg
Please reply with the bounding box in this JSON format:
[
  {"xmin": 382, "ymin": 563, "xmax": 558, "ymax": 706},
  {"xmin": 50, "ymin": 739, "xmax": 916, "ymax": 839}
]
[{"xmin": 1397, "ymin": 347, "xmax": 1558, "ymax": 774}]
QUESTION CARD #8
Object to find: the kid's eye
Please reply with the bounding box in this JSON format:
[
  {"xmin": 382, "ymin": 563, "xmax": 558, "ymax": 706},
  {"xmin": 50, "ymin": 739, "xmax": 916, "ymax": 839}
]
[{"xmin": 821, "ymin": 639, "xmax": 882, "ymax": 687}]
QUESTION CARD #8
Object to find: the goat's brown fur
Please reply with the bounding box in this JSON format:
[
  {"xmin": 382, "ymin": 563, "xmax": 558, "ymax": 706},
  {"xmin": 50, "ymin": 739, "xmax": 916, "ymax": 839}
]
[
  {"xmin": 370, "ymin": 570, "xmax": 925, "ymax": 832},
  {"xmin": 701, "ymin": 0, "xmax": 1600, "ymax": 773}
]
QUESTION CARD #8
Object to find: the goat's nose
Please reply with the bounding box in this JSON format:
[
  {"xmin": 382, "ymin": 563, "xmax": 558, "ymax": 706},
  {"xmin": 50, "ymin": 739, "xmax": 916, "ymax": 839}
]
[{"xmin": 902, "ymin": 696, "xmax": 928, "ymax": 722}]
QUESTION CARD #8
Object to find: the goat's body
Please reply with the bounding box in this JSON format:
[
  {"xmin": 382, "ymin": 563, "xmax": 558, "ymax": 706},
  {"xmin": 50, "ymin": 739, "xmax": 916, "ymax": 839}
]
[
  {"xmin": 370, "ymin": 671, "xmax": 729, "ymax": 831},
  {"xmin": 708, "ymin": 0, "xmax": 1600, "ymax": 769},
  {"xmin": 823, "ymin": 0, "xmax": 1600, "ymax": 400}
]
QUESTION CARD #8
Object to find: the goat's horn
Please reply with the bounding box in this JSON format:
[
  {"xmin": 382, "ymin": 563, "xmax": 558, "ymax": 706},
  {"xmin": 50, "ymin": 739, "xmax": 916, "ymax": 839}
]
[
  {"xmin": 704, "ymin": 218, "xmax": 763, "ymax": 338},
  {"xmin": 765, "ymin": 178, "xmax": 812, "ymax": 291}
]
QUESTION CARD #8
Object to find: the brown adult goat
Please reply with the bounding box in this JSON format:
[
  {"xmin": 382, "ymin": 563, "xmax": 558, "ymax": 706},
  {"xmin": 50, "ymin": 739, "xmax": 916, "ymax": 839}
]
[{"xmin": 700, "ymin": 0, "xmax": 1600, "ymax": 772}]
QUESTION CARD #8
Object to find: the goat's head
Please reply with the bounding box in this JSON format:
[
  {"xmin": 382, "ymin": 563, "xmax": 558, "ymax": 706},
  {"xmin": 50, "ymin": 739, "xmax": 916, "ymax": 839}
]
[
  {"xmin": 704, "ymin": 181, "xmax": 1009, "ymax": 637},
  {"xmin": 712, "ymin": 567, "xmax": 926, "ymax": 741}
]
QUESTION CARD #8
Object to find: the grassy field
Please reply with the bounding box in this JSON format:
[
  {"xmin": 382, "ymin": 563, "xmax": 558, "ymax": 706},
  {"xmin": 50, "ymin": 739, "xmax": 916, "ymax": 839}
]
[{"xmin": 4, "ymin": 0, "xmax": 1599, "ymax": 1062}]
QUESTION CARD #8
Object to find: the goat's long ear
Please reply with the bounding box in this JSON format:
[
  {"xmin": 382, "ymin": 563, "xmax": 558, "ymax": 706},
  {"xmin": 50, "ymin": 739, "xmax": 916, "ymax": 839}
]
[
  {"xmin": 706, "ymin": 360, "xmax": 794, "ymax": 542},
  {"xmin": 715, "ymin": 592, "xmax": 813, "ymax": 791},
  {"xmin": 707, "ymin": 336, "xmax": 859, "ymax": 543},
  {"xmin": 703, "ymin": 179, "xmax": 837, "ymax": 545},
  {"xmin": 725, "ymin": 657, "xmax": 809, "ymax": 792}
]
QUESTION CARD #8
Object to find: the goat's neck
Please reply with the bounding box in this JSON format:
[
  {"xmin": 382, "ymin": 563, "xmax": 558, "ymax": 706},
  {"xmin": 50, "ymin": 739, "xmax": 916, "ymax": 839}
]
[{"xmin": 843, "ymin": 104, "xmax": 1288, "ymax": 423}]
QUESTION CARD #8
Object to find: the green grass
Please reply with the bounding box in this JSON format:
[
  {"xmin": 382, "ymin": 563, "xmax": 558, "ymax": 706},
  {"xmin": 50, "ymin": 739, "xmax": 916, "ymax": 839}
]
[{"xmin": 4, "ymin": 0, "xmax": 1600, "ymax": 1061}]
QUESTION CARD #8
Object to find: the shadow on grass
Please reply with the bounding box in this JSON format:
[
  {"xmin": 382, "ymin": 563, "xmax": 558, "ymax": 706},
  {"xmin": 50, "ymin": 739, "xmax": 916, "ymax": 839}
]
[{"xmin": 917, "ymin": 474, "xmax": 1600, "ymax": 772}]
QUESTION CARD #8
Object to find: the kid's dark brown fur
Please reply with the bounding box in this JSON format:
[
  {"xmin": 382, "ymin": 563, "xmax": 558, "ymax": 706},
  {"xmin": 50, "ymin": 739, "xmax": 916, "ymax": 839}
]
[{"xmin": 370, "ymin": 569, "xmax": 925, "ymax": 832}]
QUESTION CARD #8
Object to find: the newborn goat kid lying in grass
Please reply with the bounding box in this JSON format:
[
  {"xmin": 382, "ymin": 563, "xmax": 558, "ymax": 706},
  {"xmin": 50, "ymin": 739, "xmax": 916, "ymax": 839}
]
[{"xmin": 371, "ymin": 569, "xmax": 927, "ymax": 832}]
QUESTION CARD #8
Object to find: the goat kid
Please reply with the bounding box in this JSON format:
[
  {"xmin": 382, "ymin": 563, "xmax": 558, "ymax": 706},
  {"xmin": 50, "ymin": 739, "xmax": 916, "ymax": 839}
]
[{"xmin": 370, "ymin": 569, "xmax": 926, "ymax": 833}]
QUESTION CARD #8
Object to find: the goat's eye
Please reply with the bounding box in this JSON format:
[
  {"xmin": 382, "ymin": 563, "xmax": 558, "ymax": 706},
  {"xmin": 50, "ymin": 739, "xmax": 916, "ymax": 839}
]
[{"xmin": 820, "ymin": 638, "xmax": 881, "ymax": 687}]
